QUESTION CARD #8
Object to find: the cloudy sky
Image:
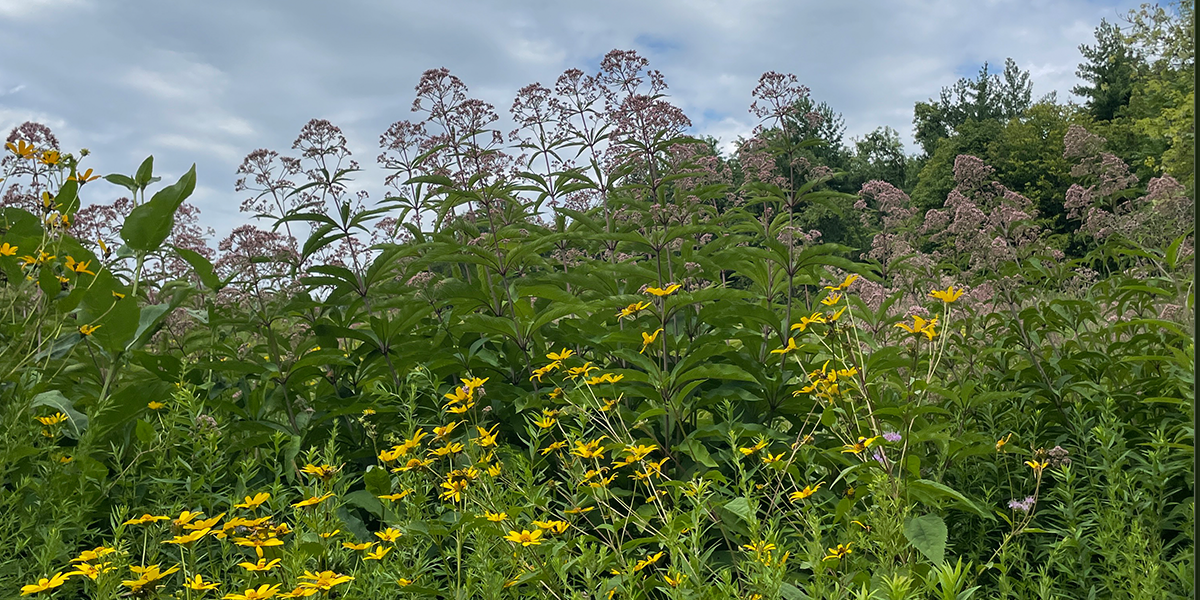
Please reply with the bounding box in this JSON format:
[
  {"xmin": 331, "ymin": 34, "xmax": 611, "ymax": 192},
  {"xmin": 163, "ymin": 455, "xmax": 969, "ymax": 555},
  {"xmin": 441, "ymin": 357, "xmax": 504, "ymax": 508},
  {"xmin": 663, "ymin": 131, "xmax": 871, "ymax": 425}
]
[{"xmin": 0, "ymin": 0, "xmax": 1142, "ymax": 241}]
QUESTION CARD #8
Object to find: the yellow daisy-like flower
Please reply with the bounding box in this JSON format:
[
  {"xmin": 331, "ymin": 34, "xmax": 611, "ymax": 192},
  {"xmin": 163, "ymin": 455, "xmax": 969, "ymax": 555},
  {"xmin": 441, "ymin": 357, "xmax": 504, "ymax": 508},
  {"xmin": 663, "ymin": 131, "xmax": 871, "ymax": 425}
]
[
  {"xmin": 1025, "ymin": 460, "xmax": 1049, "ymax": 474},
  {"xmin": 123, "ymin": 513, "xmax": 169, "ymax": 526},
  {"xmin": 183, "ymin": 574, "xmax": 221, "ymax": 591},
  {"xmin": 364, "ymin": 546, "xmax": 391, "ymax": 560},
  {"xmin": 237, "ymin": 558, "xmax": 281, "ymax": 572},
  {"xmin": 483, "ymin": 511, "xmax": 507, "ymax": 522},
  {"xmin": 533, "ymin": 519, "xmax": 568, "ymax": 534},
  {"xmin": 825, "ymin": 274, "xmax": 859, "ymax": 291},
  {"xmin": 79, "ymin": 323, "xmax": 101, "ymax": 336},
  {"xmin": 929, "ymin": 285, "xmax": 964, "ymax": 303},
  {"xmin": 222, "ymin": 583, "xmax": 282, "ymax": 600},
  {"xmin": 546, "ymin": 348, "xmax": 574, "ymax": 361},
  {"xmin": 36, "ymin": 412, "xmax": 68, "ymax": 426},
  {"xmin": 770, "ymin": 337, "xmax": 798, "ymax": 355},
  {"xmin": 616, "ymin": 300, "xmax": 652, "ymax": 320},
  {"xmin": 0, "ymin": 242, "xmax": 17, "ymax": 256},
  {"xmin": 342, "ymin": 541, "xmax": 373, "ymax": 551},
  {"xmin": 374, "ymin": 528, "xmax": 402, "ymax": 543},
  {"xmin": 296, "ymin": 571, "xmax": 353, "ymax": 591},
  {"xmin": 640, "ymin": 328, "xmax": 664, "ymax": 354},
  {"xmin": 21, "ymin": 572, "xmax": 70, "ymax": 596},
  {"xmin": 6, "ymin": 140, "xmax": 36, "ymax": 159},
  {"xmin": 821, "ymin": 292, "xmax": 842, "ymax": 306},
  {"xmin": 292, "ymin": 492, "xmax": 335, "ymax": 508},
  {"xmin": 66, "ymin": 562, "xmax": 114, "ymax": 580},
  {"xmin": 234, "ymin": 492, "xmax": 271, "ymax": 509},
  {"xmin": 147, "ymin": 401, "xmax": 166, "ymax": 410},
  {"xmin": 841, "ymin": 436, "xmax": 881, "ymax": 454},
  {"xmin": 163, "ymin": 527, "xmax": 211, "ymax": 545},
  {"xmin": 299, "ymin": 464, "xmax": 338, "ymax": 480},
  {"xmin": 789, "ymin": 482, "xmax": 823, "ymax": 501},
  {"xmin": 995, "ymin": 433, "xmax": 1013, "ymax": 452},
  {"xmin": 474, "ymin": 424, "xmax": 499, "ymax": 448},
  {"xmin": 823, "ymin": 543, "xmax": 853, "ymax": 561},
  {"xmin": 378, "ymin": 490, "xmax": 412, "ymax": 502},
  {"xmin": 503, "ymin": 529, "xmax": 543, "ymax": 546},
  {"xmin": 571, "ymin": 438, "xmax": 606, "ymax": 460},
  {"xmin": 895, "ymin": 315, "xmax": 937, "ymax": 340},
  {"xmin": 633, "ymin": 551, "xmax": 665, "ymax": 572},
  {"xmin": 644, "ymin": 283, "xmax": 681, "ymax": 297}
]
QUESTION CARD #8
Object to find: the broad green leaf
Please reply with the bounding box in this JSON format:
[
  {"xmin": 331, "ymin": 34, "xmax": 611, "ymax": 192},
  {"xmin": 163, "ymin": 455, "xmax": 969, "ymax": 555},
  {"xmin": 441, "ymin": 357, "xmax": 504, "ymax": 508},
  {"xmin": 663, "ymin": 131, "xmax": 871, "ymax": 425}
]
[
  {"xmin": 904, "ymin": 513, "xmax": 947, "ymax": 564},
  {"xmin": 31, "ymin": 391, "xmax": 88, "ymax": 438},
  {"xmin": 120, "ymin": 164, "xmax": 197, "ymax": 252}
]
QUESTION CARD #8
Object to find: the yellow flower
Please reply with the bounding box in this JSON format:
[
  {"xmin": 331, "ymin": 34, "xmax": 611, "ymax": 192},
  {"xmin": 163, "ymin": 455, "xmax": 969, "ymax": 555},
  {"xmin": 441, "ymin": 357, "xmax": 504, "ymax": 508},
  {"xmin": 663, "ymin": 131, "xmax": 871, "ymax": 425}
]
[
  {"xmin": 235, "ymin": 492, "xmax": 271, "ymax": 509},
  {"xmin": 532, "ymin": 414, "xmax": 557, "ymax": 429},
  {"xmin": 183, "ymin": 574, "xmax": 221, "ymax": 591},
  {"xmin": 789, "ymin": 482, "xmax": 823, "ymax": 501},
  {"xmin": 825, "ymin": 274, "xmax": 859, "ymax": 291},
  {"xmin": 64, "ymin": 256, "xmax": 96, "ymax": 276},
  {"xmin": 742, "ymin": 540, "xmax": 776, "ymax": 553},
  {"xmin": 504, "ymin": 529, "xmax": 543, "ymax": 546},
  {"xmin": 378, "ymin": 490, "xmax": 412, "ymax": 502},
  {"xmin": 929, "ymin": 285, "xmax": 964, "ymax": 303},
  {"xmin": 393, "ymin": 457, "xmax": 434, "ymax": 472},
  {"xmin": 374, "ymin": 528, "xmax": 402, "ymax": 543},
  {"xmin": 790, "ymin": 312, "xmax": 827, "ymax": 332},
  {"xmin": 483, "ymin": 511, "xmax": 507, "ymax": 522},
  {"xmin": 738, "ymin": 439, "xmax": 768, "ymax": 456},
  {"xmin": 546, "ymin": 348, "xmax": 574, "ymax": 361},
  {"xmin": 6, "ymin": 140, "xmax": 36, "ymax": 159},
  {"xmin": 39, "ymin": 150, "xmax": 60, "ymax": 165},
  {"xmin": 342, "ymin": 541, "xmax": 373, "ymax": 551},
  {"xmin": 823, "ymin": 543, "xmax": 853, "ymax": 561},
  {"xmin": 444, "ymin": 385, "xmax": 472, "ymax": 405},
  {"xmin": 432, "ymin": 421, "xmax": 460, "ymax": 440},
  {"xmin": 564, "ymin": 506, "xmax": 594, "ymax": 515},
  {"xmin": 474, "ymin": 424, "xmax": 499, "ymax": 448},
  {"xmin": 79, "ymin": 323, "xmax": 101, "ymax": 336},
  {"xmin": 439, "ymin": 478, "xmax": 469, "ymax": 502},
  {"xmin": 644, "ymin": 283, "xmax": 681, "ymax": 296},
  {"xmin": 761, "ymin": 452, "xmax": 785, "ymax": 465},
  {"xmin": 123, "ymin": 564, "xmax": 180, "ymax": 591},
  {"xmin": 223, "ymin": 583, "xmax": 282, "ymax": 600},
  {"xmin": 571, "ymin": 439, "xmax": 606, "ymax": 459},
  {"xmin": 995, "ymin": 433, "xmax": 1013, "ymax": 452},
  {"xmin": 895, "ymin": 315, "xmax": 937, "ymax": 340},
  {"xmin": 1025, "ymin": 460, "xmax": 1049, "ymax": 474},
  {"xmin": 842, "ymin": 436, "xmax": 881, "ymax": 454},
  {"xmin": 770, "ymin": 337, "xmax": 798, "ymax": 355},
  {"xmin": 292, "ymin": 492, "xmax": 335, "ymax": 508},
  {"xmin": 147, "ymin": 401, "xmax": 165, "ymax": 410},
  {"xmin": 487, "ymin": 462, "xmax": 502, "ymax": 477},
  {"xmin": 828, "ymin": 306, "xmax": 848, "ymax": 322},
  {"xmin": 640, "ymin": 328, "xmax": 663, "ymax": 354},
  {"xmin": 364, "ymin": 546, "xmax": 391, "ymax": 560},
  {"xmin": 663, "ymin": 571, "xmax": 687, "ymax": 587},
  {"xmin": 633, "ymin": 551, "xmax": 665, "ymax": 572},
  {"xmin": 821, "ymin": 292, "xmax": 842, "ymax": 306},
  {"xmin": 68, "ymin": 168, "xmax": 101, "ymax": 184},
  {"xmin": 66, "ymin": 562, "xmax": 114, "ymax": 580},
  {"xmin": 70, "ymin": 546, "xmax": 116, "ymax": 563},
  {"xmin": 299, "ymin": 464, "xmax": 338, "ymax": 480},
  {"xmin": 532, "ymin": 519, "xmax": 569, "ymax": 534},
  {"xmin": 232, "ymin": 535, "xmax": 283, "ymax": 556},
  {"xmin": 123, "ymin": 513, "xmax": 169, "ymax": 525},
  {"xmin": 540, "ymin": 441, "xmax": 566, "ymax": 455},
  {"xmin": 318, "ymin": 530, "xmax": 340, "ymax": 538},
  {"xmin": 21, "ymin": 572, "xmax": 70, "ymax": 596},
  {"xmin": 163, "ymin": 527, "xmax": 211, "ymax": 545},
  {"xmin": 36, "ymin": 412, "xmax": 67, "ymax": 426},
  {"xmin": 296, "ymin": 571, "xmax": 352, "ymax": 591},
  {"xmin": 237, "ymin": 558, "xmax": 281, "ymax": 572},
  {"xmin": 616, "ymin": 300, "xmax": 652, "ymax": 320},
  {"xmin": 0, "ymin": 242, "xmax": 17, "ymax": 256},
  {"xmin": 279, "ymin": 587, "xmax": 318, "ymax": 598},
  {"xmin": 430, "ymin": 442, "xmax": 464, "ymax": 457},
  {"xmin": 396, "ymin": 577, "xmax": 417, "ymax": 586}
]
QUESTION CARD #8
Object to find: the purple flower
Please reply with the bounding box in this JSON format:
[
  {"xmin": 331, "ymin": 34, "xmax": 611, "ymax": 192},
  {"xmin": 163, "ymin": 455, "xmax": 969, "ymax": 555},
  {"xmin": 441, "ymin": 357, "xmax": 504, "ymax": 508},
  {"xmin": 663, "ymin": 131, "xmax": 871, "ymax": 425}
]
[
  {"xmin": 882, "ymin": 431, "xmax": 903, "ymax": 443},
  {"xmin": 1007, "ymin": 496, "xmax": 1035, "ymax": 513}
]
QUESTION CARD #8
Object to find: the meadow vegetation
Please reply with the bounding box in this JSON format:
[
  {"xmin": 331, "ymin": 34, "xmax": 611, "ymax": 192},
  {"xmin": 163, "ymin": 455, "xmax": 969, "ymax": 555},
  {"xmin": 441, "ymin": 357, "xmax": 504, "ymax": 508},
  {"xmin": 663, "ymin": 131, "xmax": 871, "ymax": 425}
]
[{"xmin": 0, "ymin": 3, "xmax": 1193, "ymax": 599}]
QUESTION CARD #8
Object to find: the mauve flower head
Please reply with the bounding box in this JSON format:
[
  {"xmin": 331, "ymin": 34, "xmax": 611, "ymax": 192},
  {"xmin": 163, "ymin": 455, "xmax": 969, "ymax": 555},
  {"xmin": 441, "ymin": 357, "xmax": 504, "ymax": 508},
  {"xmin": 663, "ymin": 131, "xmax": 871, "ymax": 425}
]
[
  {"xmin": 1008, "ymin": 496, "xmax": 1035, "ymax": 513},
  {"xmin": 882, "ymin": 431, "xmax": 902, "ymax": 443}
]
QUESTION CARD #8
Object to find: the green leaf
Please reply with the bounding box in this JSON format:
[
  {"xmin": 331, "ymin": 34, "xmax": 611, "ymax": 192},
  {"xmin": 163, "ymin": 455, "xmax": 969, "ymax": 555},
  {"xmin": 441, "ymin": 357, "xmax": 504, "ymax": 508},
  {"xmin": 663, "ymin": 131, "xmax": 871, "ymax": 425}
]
[
  {"xmin": 31, "ymin": 391, "xmax": 89, "ymax": 438},
  {"xmin": 104, "ymin": 173, "xmax": 138, "ymax": 194},
  {"xmin": 908, "ymin": 479, "xmax": 992, "ymax": 519},
  {"xmin": 174, "ymin": 246, "xmax": 221, "ymax": 290},
  {"xmin": 134, "ymin": 156, "xmax": 154, "ymax": 187},
  {"xmin": 120, "ymin": 164, "xmax": 197, "ymax": 252},
  {"xmin": 780, "ymin": 583, "xmax": 811, "ymax": 600},
  {"xmin": 904, "ymin": 513, "xmax": 947, "ymax": 564},
  {"xmin": 363, "ymin": 465, "xmax": 392, "ymax": 497},
  {"xmin": 135, "ymin": 419, "xmax": 155, "ymax": 445},
  {"xmin": 723, "ymin": 497, "xmax": 753, "ymax": 523}
]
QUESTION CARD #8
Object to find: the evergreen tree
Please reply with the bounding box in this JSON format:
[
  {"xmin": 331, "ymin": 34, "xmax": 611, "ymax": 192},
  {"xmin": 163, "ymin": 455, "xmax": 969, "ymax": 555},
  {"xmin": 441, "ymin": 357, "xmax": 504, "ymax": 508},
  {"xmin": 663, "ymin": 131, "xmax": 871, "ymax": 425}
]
[{"xmin": 1073, "ymin": 19, "xmax": 1141, "ymax": 121}]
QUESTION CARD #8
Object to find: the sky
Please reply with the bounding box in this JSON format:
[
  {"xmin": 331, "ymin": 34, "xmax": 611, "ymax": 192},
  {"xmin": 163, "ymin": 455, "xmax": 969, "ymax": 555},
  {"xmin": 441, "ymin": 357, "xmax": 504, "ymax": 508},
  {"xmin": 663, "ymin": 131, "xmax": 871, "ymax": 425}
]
[{"xmin": 0, "ymin": 0, "xmax": 1145, "ymax": 242}]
